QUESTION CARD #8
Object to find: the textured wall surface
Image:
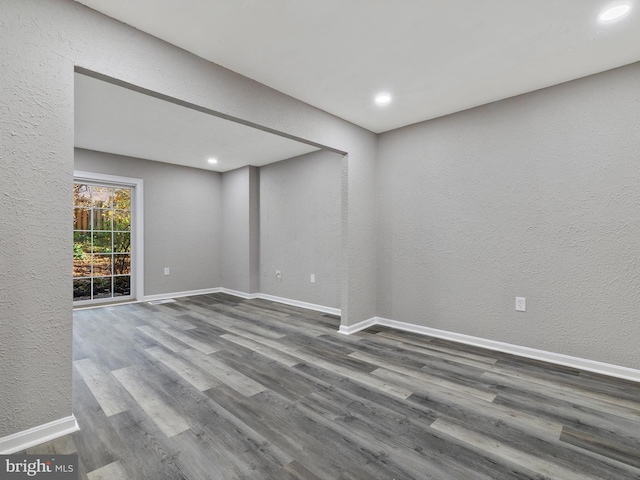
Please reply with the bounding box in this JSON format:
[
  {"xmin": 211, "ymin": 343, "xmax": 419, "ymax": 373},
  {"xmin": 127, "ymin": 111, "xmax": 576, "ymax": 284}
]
[
  {"xmin": 377, "ymin": 62, "xmax": 640, "ymax": 369},
  {"xmin": 221, "ymin": 167, "xmax": 252, "ymax": 293},
  {"xmin": 75, "ymin": 149, "xmax": 221, "ymax": 296},
  {"xmin": 0, "ymin": 0, "xmax": 75, "ymax": 438},
  {"xmin": 260, "ymin": 150, "xmax": 342, "ymax": 308},
  {"xmin": 343, "ymin": 137, "xmax": 379, "ymax": 325},
  {"xmin": 248, "ymin": 166, "xmax": 260, "ymax": 294},
  {"xmin": 0, "ymin": 0, "xmax": 376, "ymax": 439}
]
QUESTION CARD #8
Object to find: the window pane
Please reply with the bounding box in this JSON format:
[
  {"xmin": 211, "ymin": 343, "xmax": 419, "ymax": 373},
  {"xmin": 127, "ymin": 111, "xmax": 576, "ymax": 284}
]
[
  {"xmin": 73, "ymin": 278, "xmax": 91, "ymax": 301},
  {"xmin": 92, "ymin": 186, "xmax": 113, "ymax": 208},
  {"xmin": 74, "ymin": 208, "xmax": 91, "ymax": 230},
  {"xmin": 114, "ymin": 188, "xmax": 131, "ymax": 210},
  {"xmin": 93, "ymin": 277, "xmax": 112, "ymax": 299},
  {"xmin": 92, "ymin": 254, "xmax": 112, "ymax": 277},
  {"xmin": 114, "ymin": 276, "xmax": 131, "ymax": 297},
  {"xmin": 74, "ymin": 181, "xmax": 134, "ymax": 303},
  {"xmin": 113, "ymin": 254, "xmax": 131, "ymax": 275},
  {"xmin": 113, "ymin": 210, "xmax": 131, "ymax": 231},
  {"xmin": 73, "ymin": 257, "xmax": 91, "ymax": 277},
  {"xmin": 92, "ymin": 232, "xmax": 112, "ymax": 253},
  {"xmin": 74, "ymin": 232, "xmax": 91, "ymax": 256},
  {"xmin": 113, "ymin": 232, "xmax": 131, "ymax": 252},
  {"xmin": 73, "ymin": 184, "xmax": 91, "ymax": 207},
  {"xmin": 93, "ymin": 209, "xmax": 112, "ymax": 231}
]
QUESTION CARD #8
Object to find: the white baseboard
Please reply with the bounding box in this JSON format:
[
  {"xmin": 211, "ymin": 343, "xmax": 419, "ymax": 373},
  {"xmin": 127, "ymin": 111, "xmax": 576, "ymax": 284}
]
[
  {"xmin": 0, "ymin": 415, "xmax": 79, "ymax": 454},
  {"xmin": 338, "ymin": 317, "xmax": 376, "ymax": 335},
  {"xmin": 80, "ymin": 287, "xmax": 340, "ymax": 317},
  {"xmin": 221, "ymin": 289, "xmax": 341, "ymax": 316},
  {"xmin": 340, "ymin": 316, "xmax": 640, "ymax": 384},
  {"xmin": 143, "ymin": 287, "xmax": 222, "ymax": 302},
  {"xmin": 256, "ymin": 293, "xmax": 341, "ymax": 316},
  {"xmin": 219, "ymin": 288, "xmax": 259, "ymax": 300}
]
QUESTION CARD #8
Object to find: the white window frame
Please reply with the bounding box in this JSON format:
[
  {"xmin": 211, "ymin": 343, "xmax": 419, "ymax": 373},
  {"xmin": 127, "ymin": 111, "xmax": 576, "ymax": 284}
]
[{"xmin": 73, "ymin": 170, "xmax": 144, "ymax": 305}]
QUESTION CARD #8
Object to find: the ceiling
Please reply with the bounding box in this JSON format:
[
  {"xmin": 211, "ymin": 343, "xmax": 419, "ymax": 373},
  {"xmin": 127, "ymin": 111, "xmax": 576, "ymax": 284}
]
[
  {"xmin": 74, "ymin": 73, "xmax": 319, "ymax": 172},
  {"xmin": 75, "ymin": 0, "xmax": 640, "ymax": 134}
]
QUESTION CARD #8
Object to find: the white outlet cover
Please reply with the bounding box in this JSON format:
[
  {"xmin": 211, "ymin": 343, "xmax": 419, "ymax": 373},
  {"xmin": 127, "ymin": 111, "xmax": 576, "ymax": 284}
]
[{"xmin": 515, "ymin": 297, "xmax": 526, "ymax": 312}]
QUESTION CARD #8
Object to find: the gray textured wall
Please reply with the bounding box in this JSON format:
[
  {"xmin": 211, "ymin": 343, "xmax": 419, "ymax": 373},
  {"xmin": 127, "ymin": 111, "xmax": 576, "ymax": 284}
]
[
  {"xmin": 75, "ymin": 149, "xmax": 221, "ymax": 296},
  {"xmin": 0, "ymin": 0, "xmax": 376, "ymax": 439},
  {"xmin": 260, "ymin": 150, "xmax": 342, "ymax": 308},
  {"xmin": 0, "ymin": 0, "xmax": 75, "ymax": 439},
  {"xmin": 221, "ymin": 167, "xmax": 258, "ymax": 293},
  {"xmin": 376, "ymin": 62, "xmax": 640, "ymax": 370},
  {"xmin": 248, "ymin": 166, "xmax": 260, "ymax": 294}
]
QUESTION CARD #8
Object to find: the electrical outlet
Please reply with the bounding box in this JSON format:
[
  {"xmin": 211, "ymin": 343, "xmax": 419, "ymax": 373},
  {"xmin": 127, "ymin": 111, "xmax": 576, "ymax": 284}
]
[
  {"xmin": 164, "ymin": 267, "xmax": 170, "ymax": 276},
  {"xmin": 276, "ymin": 270, "xmax": 282, "ymax": 279},
  {"xmin": 515, "ymin": 297, "xmax": 526, "ymax": 312},
  {"xmin": 310, "ymin": 274, "xmax": 315, "ymax": 283}
]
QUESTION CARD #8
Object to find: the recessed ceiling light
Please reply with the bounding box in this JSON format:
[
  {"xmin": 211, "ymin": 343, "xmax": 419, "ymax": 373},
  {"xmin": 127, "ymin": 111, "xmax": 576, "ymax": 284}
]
[
  {"xmin": 207, "ymin": 158, "xmax": 218, "ymax": 164},
  {"xmin": 374, "ymin": 93, "xmax": 392, "ymax": 106},
  {"xmin": 598, "ymin": 3, "xmax": 631, "ymax": 22}
]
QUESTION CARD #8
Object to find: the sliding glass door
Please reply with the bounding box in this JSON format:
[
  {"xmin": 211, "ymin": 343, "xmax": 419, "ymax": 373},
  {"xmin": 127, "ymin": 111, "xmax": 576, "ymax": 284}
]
[{"xmin": 73, "ymin": 182, "xmax": 133, "ymax": 304}]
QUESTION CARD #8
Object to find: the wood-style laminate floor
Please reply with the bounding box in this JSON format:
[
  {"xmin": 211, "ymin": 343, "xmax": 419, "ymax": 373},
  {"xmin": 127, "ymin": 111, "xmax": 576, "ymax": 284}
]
[{"xmin": 24, "ymin": 293, "xmax": 640, "ymax": 479}]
